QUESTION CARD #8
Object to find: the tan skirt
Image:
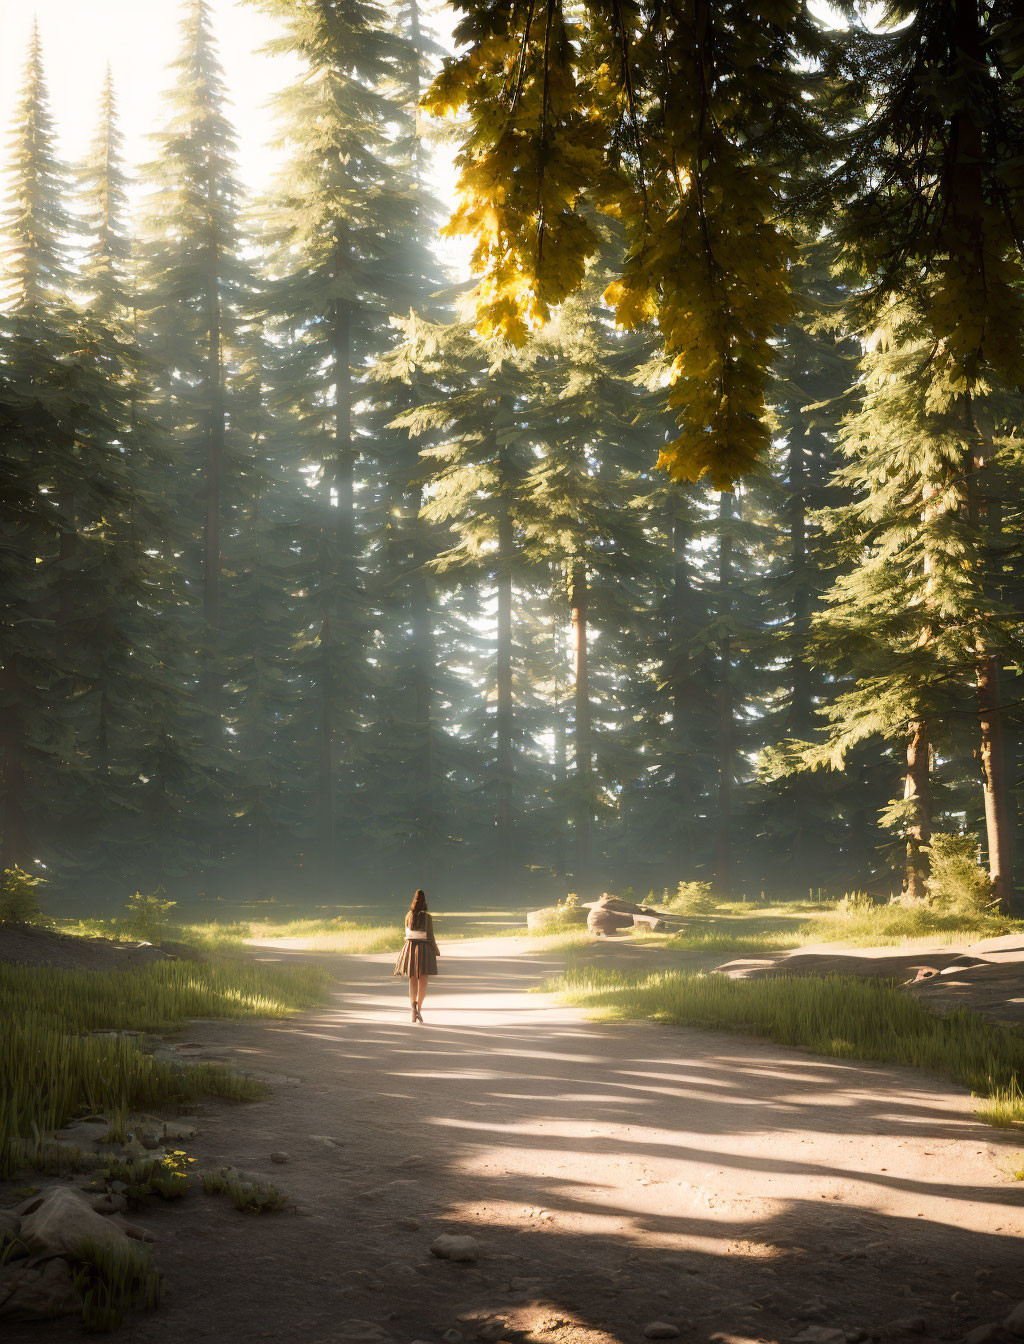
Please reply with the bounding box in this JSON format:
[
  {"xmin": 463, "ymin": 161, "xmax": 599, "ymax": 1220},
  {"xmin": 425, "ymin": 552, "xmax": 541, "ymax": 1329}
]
[{"xmin": 394, "ymin": 940, "xmax": 438, "ymax": 977}]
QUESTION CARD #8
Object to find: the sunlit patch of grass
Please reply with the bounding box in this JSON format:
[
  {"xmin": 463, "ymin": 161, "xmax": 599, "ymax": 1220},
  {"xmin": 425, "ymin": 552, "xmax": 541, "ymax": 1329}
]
[
  {"xmin": 549, "ymin": 964, "xmax": 1024, "ymax": 1129},
  {"xmin": 664, "ymin": 928, "xmax": 803, "ymax": 955},
  {"xmin": 248, "ymin": 918, "xmax": 405, "ymax": 954},
  {"xmin": 0, "ymin": 957, "xmax": 332, "ymax": 1178},
  {"xmin": 797, "ymin": 903, "xmax": 1019, "ymax": 947},
  {"xmin": 975, "ymin": 1080, "xmax": 1024, "ymax": 1129}
]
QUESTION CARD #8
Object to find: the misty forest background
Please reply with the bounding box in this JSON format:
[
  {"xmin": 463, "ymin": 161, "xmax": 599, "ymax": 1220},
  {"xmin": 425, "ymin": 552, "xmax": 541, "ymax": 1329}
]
[{"xmin": 3, "ymin": 0, "xmax": 1024, "ymax": 912}]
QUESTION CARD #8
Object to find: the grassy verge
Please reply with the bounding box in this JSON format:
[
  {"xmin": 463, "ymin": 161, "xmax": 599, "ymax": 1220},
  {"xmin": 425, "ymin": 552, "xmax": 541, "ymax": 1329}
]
[
  {"xmin": 56, "ymin": 895, "xmax": 1024, "ymax": 966},
  {"xmin": 0, "ymin": 957, "xmax": 332, "ymax": 1178},
  {"xmin": 648, "ymin": 900, "xmax": 1021, "ymax": 958},
  {"xmin": 550, "ymin": 964, "xmax": 1024, "ymax": 1125},
  {"xmin": 797, "ymin": 903, "xmax": 1017, "ymax": 946}
]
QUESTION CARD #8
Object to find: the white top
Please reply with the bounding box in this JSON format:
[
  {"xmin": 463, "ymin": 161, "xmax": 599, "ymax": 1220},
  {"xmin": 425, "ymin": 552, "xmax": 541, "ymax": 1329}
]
[{"xmin": 405, "ymin": 928, "xmax": 427, "ymax": 941}]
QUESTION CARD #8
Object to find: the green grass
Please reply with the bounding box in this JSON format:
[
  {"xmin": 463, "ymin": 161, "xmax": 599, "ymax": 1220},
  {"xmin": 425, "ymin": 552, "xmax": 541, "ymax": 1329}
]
[
  {"xmin": 550, "ymin": 963, "xmax": 1024, "ymax": 1125},
  {"xmin": 201, "ymin": 1166, "xmax": 287, "ymax": 1213},
  {"xmin": 0, "ymin": 957, "xmax": 332, "ymax": 1178},
  {"xmin": 74, "ymin": 1236, "xmax": 163, "ymax": 1332},
  {"xmin": 628, "ymin": 898, "xmax": 1021, "ymax": 959},
  {"xmin": 797, "ymin": 902, "xmax": 1018, "ymax": 946}
]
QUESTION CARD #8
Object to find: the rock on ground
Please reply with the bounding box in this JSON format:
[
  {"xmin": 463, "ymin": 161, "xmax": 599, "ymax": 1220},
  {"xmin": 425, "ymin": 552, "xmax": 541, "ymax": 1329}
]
[
  {"xmin": 430, "ymin": 1233, "xmax": 480, "ymax": 1263},
  {"xmin": 1004, "ymin": 1304, "xmax": 1024, "ymax": 1339},
  {"xmin": 19, "ymin": 1185, "xmax": 138, "ymax": 1259},
  {"xmin": 0, "ymin": 1256, "xmax": 81, "ymax": 1321},
  {"xmin": 333, "ymin": 1322, "xmax": 393, "ymax": 1343}
]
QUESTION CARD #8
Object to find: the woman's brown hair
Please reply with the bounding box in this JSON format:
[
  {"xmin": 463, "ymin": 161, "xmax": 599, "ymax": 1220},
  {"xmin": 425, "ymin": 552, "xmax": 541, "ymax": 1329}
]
[{"xmin": 407, "ymin": 889, "xmax": 427, "ymax": 928}]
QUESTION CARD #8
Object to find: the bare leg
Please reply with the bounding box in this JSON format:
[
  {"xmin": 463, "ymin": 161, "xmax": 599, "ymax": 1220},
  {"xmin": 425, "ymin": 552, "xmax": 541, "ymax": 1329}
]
[
  {"xmin": 408, "ymin": 975, "xmax": 419, "ymax": 1019},
  {"xmin": 416, "ymin": 975, "xmax": 429, "ymax": 1012}
]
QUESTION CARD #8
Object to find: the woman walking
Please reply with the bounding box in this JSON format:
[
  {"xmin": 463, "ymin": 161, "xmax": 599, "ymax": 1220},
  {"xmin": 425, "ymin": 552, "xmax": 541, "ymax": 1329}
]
[{"xmin": 394, "ymin": 889, "xmax": 440, "ymax": 1023}]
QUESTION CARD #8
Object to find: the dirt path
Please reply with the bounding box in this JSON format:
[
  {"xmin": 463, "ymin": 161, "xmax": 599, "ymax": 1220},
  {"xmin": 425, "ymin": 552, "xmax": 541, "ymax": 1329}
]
[{"xmin": 12, "ymin": 937, "xmax": 1024, "ymax": 1343}]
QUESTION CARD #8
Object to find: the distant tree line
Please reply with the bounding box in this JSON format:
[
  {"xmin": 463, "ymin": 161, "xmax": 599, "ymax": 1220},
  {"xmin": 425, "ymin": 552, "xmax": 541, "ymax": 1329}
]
[{"xmin": 1, "ymin": 0, "xmax": 1023, "ymax": 908}]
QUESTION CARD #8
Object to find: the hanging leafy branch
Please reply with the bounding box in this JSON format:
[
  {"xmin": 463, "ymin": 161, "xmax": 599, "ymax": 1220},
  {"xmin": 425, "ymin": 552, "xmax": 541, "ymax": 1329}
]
[{"xmin": 423, "ymin": 0, "xmax": 827, "ymax": 487}]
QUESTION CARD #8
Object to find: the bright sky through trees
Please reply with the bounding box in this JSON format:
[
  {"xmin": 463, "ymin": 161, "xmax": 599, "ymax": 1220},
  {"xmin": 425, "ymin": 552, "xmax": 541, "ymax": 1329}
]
[{"xmin": 0, "ymin": 0, "xmax": 464, "ymax": 265}]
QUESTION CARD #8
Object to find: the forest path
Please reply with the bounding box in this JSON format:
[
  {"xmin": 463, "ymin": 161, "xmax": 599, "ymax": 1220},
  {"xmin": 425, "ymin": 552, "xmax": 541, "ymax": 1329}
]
[{"xmin": 21, "ymin": 937, "xmax": 1024, "ymax": 1343}]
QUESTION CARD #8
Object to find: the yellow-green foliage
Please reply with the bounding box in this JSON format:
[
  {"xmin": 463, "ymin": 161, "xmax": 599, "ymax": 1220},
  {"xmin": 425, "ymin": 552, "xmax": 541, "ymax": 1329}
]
[
  {"xmin": 0, "ymin": 958, "xmax": 332, "ymax": 1177},
  {"xmin": 123, "ymin": 889, "xmax": 177, "ymax": 942},
  {"xmin": 663, "ymin": 880, "xmax": 719, "ymax": 917},
  {"xmin": 247, "ymin": 918, "xmax": 405, "ymax": 954},
  {"xmin": 975, "ymin": 1080, "xmax": 1024, "ymax": 1129},
  {"xmin": 0, "ymin": 866, "xmax": 46, "ymax": 926},
  {"xmin": 101, "ymin": 1150, "xmax": 196, "ymax": 1207},
  {"xmin": 798, "ymin": 899, "xmax": 1016, "ymax": 946},
  {"xmin": 552, "ymin": 966, "xmax": 1024, "ymax": 1124}
]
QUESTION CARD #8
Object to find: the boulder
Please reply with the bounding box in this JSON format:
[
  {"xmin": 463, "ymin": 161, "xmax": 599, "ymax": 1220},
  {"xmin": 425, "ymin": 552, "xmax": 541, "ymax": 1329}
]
[
  {"xmin": 1004, "ymin": 1305, "xmax": 1024, "ymax": 1339},
  {"xmin": 964, "ymin": 1327, "xmax": 1011, "ymax": 1344},
  {"xmin": 584, "ymin": 893, "xmax": 676, "ymax": 936},
  {"xmin": 334, "ymin": 1323, "xmax": 393, "ymax": 1343},
  {"xmin": 0, "ymin": 1256, "xmax": 82, "ymax": 1321},
  {"xmin": 430, "ymin": 1233, "xmax": 480, "ymax": 1263},
  {"xmin": 587, "ymin": 904, "xmax": 634, "ymax": 936},
  {"xmin": 644, "ymin": 1324, "xmax": 681, "ymax": 1340},
  {"xmin": 20, "ymin": 1186, "xmax": 136, "ymax": 1258}
]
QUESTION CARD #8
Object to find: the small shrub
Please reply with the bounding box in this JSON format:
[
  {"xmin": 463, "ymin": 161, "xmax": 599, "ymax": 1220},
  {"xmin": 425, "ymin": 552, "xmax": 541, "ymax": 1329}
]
[
  {"xmin": 124, "ymin": 889, "xmax": 177, "ymax": 943},
  {"xmin": 101, "ymin": 1150, "xmax": 195, "ymax": 1207},
  {"xmin": 835, "ymin": 891, "xmax": 877, "ymax": 915},
  {"xmin": 73, "ymin": 1236, "xmax": 162, "ymax": 1332},
  {"xmin": 925, "ymin": 833, "xmax": 994, "ymax": 913},
  {"xmin": 665, "ymin": 880, "xmax": 719, "ymax": 917},
  {"xmin": 0, "ymin": 866, "xmax": 45, "ymax": 926},
  {"xmin": 201, "ymin": 1167, "xmax": 286, "ymax": 1213}
]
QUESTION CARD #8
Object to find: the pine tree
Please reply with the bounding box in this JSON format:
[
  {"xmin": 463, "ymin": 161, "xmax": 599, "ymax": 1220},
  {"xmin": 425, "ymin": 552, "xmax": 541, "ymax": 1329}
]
[
  {"xmin": 767, "ymin": 306, "xmax": 1024, "ymax": 901},
  {"xmin": 0, "ymin": 29, "xmax": 131, "ymax": 873},
  {"xmin": 140, "ymin": 0, "xmax": 247, "ymax": 715},
  {"xmin": 519, "ymin": 290, "xmax": 652, "ymax": 895},
  {"xmin": 750, "ymin": 257, "xmax": 872, "ymax": 888},
  {"xmin": 823, "ymin": 0, "xmax": 1024, "ymax": 905},
  {"xmin": 70, "ymin": 71, "xmax": 207, "ymax": 887},
  {"xmin": 253, "ymin": 0, "xmax": 439, "ymax": 884},
  {"xmin": 383, "ymin": 315, "xmax": 539, "ymax": 883}
]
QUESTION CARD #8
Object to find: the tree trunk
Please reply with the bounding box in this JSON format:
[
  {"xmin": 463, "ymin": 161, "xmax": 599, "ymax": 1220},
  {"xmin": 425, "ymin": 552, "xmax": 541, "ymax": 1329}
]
[
  {"xmin": 204, "ymin": 267, "xmax": 223, "ymax": 633},
  {"xmin": 788, "ymin": 438, "xmax": 813, "ymax": 737},
  {"xmin": 495, "ymin": 491, "xmax": 514, "ymax": 875},
  {"xmin": 553, "ymin": 613, "xmax": 568, "ymax": 884},
  {"xmin": 199, "ymin": 251, "xmax": 225, "ymax": 731},
  {"xmin": 570, "ymin": 558, "xmax": 591, "ymax": 892},
  {"xmin": 0, "ymin": 695, "xmax": 31, "ymax": 871},
  {"xmin": 964, "ymin": 395, "xmax": 1014, "ymax": 910},
  {"xmin": 409, "ymin": 548, "xmax": 435, "ymax": 880},
  {"xmin": 670, "ymin": 508, "xmax": 694, "ymax": 874},
  {"xmin": 903, "ymin": 718, "xmax": 931, "ymax": 901},
  {"xmin": 319, "ymin": 246, "xmax": 355, "ymax": 888},
  {"xmin": 318, "ymin": 608, "xmax": 336, "ymax": 889},
  {"xmin": 977, "ymin": 654, "xmax": 1012, "ymax": 911},
  {"xmin": 333, "ymin": 291, "xmax": 354, "ymax": 557},
  {"xmin": 714, "ymin": 493, "xmax": 734, "ymax": 896}
]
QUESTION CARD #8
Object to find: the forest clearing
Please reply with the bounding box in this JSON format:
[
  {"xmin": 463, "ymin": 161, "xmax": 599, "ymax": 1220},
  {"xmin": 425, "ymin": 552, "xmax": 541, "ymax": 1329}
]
[{"xmin": 3, "ymin": 902, "xmax": 1024, "ymax": 1334}]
